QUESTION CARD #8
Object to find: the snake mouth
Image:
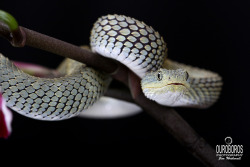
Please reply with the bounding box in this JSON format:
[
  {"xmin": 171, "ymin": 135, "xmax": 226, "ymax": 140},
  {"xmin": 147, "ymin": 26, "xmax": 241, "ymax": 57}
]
[
  {"xmin": 166, "ymin": 83, "xmax": 185, "ymax": 86},
  {"xmin": 143, "ymin": 82, "xmax": 186, "ymax": 89}
]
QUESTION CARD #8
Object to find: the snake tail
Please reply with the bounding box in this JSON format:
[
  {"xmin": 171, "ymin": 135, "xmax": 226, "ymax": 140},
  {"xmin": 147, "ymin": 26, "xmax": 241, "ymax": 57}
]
[{"xmin": 0, "ymin": 53, "xmax": 111, "ymax": 120}]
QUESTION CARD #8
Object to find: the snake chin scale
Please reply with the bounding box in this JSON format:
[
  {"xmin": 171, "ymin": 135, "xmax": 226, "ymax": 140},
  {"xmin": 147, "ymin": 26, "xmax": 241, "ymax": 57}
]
[{"xmin": 142, "ymin": 87, "xmax": 187, "ymax": 107}]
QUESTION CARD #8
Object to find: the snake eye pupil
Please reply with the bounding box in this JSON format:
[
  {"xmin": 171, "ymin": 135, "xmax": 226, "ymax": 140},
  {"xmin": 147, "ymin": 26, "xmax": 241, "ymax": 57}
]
[
  {"xmin": 157, "ymin": 71, "xmax": 162, "ymax": 81},
  {"xmin": 185, "ymin": 72, "xmax": 189, "ymax": 81}
]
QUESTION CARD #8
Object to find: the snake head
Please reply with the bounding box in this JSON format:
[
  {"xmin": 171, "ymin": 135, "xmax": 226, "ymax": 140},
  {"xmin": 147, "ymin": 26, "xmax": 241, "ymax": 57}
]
[{"xmin": 141, "ymin": 68, "xmax": 190, "ymax": 106}]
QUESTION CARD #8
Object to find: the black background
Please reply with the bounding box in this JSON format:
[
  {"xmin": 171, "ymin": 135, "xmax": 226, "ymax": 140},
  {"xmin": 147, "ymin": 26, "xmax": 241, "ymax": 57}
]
[{"xmin": 0, "ymin": 0, "xmax": 249, "ymax": 166}]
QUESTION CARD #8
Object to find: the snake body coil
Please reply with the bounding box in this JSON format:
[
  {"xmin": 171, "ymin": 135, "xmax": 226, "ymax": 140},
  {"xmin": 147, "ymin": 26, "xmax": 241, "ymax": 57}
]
[
  {"xmin": 0, "ymin": 14, "xmax": 222, "ymax": 120},
  {"xmin": 90, "ymin": 14, "xmax": 166, "ymax": 78},
  {"xmin": 0, "ymin": 55, "xmax": 111, "ymax": 120}
]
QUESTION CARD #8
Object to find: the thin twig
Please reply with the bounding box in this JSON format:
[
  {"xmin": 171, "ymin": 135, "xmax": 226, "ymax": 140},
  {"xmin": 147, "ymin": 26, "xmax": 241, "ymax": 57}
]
[
  {"xmin": 23, "ymin": 27, "xmax": 119, "ymax": 74},
  {"xmin": 0, "ymin": 22, "xmax": 235, "ymax": 167}
]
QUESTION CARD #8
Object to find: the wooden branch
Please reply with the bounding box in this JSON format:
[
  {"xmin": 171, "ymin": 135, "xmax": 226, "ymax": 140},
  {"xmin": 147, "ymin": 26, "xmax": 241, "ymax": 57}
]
[{"xmin": 0, "ymin": 24, "xmax": 118, "ymax": 74}]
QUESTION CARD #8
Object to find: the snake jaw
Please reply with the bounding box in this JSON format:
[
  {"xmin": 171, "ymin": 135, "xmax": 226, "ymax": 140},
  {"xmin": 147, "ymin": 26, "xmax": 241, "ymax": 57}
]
[
  {"xmin": 142, "ymin": 82, "xmax": 187, "ymax": 89},
  {"xmin": 141, "ymin": 86, "xmax": 187, "ymax": 106}
]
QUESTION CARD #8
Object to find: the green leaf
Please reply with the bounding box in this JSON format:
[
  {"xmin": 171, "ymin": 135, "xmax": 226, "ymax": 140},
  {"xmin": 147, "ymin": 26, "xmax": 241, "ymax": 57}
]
[{"xmin": 0, "ymin": 10, "xmax": 18, "ymax": 31}]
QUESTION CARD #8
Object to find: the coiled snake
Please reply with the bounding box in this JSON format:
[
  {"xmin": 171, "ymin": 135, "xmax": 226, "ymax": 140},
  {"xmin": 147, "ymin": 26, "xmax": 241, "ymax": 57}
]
[{"xmin": 0, "ymin": 14, "xmax": 222, "ymax": 120}]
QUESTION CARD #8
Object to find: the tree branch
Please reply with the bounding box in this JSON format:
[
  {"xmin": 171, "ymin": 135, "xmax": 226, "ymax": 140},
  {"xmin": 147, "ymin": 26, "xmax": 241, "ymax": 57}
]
[{"xmin": 0, "ymin": 19, "xmax": 234, "ymax": 167}]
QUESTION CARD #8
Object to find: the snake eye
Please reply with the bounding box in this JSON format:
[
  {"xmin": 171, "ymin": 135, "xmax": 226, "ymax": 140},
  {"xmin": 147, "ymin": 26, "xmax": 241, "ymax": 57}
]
[
  {"xmin": 157, "ymin": 71, "xmax": 162, "ymax": 81},
  {"xmin": 185, "ymin": 71, "xmax": 189, "ymax": 81}
]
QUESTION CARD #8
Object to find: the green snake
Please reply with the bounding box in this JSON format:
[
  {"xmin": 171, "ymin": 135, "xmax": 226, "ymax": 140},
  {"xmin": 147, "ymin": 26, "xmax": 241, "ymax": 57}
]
[{"xmin": 0, "ymin": 14, "xmax": 222, "ymax": 120}]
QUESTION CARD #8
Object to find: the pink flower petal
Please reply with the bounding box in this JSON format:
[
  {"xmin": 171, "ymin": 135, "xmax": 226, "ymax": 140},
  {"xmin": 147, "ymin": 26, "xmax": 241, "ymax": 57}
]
[
  {"xmin": 13, "ymin": 61, "xmax": 60, "ymax": 77},
  {"xmin": 0, "ymin": 94, "xmax": 12, "ymax": 139},
  {"xmin": 0, "ymin": 61, "xmax": 59, "ymax": 138}
]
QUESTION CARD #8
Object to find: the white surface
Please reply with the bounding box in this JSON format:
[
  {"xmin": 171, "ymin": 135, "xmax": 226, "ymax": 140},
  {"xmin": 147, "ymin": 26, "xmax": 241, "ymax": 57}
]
[{"xmin": 78, "ymin": 97, "xmax": 142, "ymax": 119}]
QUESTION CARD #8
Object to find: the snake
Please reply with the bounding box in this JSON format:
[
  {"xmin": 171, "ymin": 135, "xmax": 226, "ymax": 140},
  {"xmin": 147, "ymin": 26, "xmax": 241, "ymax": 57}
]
[{"xmin": 0, "ymin": 14, "xmax": 222, "ymax": 120}]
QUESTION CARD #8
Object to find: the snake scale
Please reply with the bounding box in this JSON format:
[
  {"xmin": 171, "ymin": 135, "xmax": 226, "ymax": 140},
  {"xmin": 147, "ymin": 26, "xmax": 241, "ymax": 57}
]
[{"xmin": 0, "ymin": 14, "xmax": 222, "ymax": 120}]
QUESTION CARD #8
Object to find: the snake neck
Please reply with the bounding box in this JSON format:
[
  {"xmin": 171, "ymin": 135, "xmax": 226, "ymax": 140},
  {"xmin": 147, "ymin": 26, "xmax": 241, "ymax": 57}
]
[{"xmin": 182, "ymin": 77, "xmax": 222, "ymax": 108}]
